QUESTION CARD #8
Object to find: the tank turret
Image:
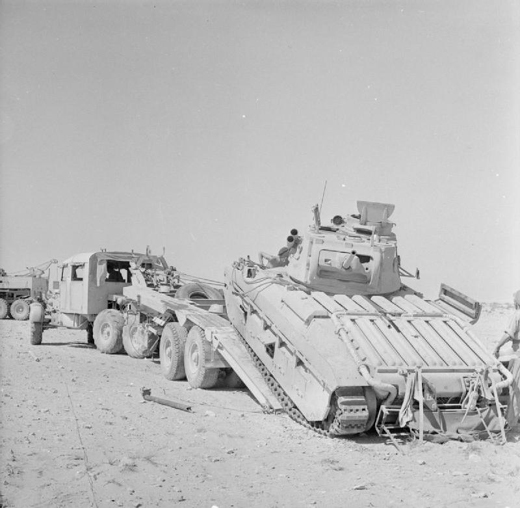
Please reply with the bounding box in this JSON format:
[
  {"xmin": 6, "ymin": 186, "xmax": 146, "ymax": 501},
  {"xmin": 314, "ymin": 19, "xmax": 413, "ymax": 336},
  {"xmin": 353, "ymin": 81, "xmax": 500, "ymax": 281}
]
[{"xmin": 285, "ymin": 201, "xmax": 401, "ymax": 296}]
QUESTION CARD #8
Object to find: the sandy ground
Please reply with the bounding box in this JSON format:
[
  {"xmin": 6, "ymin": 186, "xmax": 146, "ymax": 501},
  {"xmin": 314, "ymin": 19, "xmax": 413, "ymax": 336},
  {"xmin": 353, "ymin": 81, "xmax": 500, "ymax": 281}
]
[{"xmin": 1, "ymin": 304, "xmax": 519, "ymax": 508}]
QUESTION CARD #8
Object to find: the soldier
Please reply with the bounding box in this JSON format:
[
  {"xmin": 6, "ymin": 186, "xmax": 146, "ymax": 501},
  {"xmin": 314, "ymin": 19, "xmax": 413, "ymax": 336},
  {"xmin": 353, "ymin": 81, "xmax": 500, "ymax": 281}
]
[
  {"xmin": 259, "ymin": 230, "xmax": 301, "ymax": 268},
  {"xmin": 493, "ymin": 290, "xmax": 520, "ymax": 358}
]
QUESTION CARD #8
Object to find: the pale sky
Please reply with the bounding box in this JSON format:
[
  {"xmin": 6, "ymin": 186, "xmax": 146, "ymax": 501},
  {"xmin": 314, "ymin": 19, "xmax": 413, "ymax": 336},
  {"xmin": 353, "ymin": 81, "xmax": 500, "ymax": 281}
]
[{"xmin": 0, "ymin": 0, "xmax": 519, "ymax": 302}]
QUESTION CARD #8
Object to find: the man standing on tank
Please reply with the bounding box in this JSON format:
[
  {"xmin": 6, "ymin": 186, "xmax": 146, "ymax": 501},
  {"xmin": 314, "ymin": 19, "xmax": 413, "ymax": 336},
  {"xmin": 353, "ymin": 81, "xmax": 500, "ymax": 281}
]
[{"xmin": 493, "ymin": 290, "xmax": 520, "ymax": 428}]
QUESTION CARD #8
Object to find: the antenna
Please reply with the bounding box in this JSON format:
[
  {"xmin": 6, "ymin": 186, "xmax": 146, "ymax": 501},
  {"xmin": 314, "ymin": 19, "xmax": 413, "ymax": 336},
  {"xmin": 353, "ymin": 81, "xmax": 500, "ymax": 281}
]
[{"xmin": 319, "ymin": 180, "xmax": 328, "ymax": 214}]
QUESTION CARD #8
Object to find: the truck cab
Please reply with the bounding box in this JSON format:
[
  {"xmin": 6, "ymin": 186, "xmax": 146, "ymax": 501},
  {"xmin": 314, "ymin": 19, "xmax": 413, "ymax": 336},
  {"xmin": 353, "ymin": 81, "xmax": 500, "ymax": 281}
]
[{"xmin": 55, "ymin": 252, "xmax": 139, "ymax": 328}]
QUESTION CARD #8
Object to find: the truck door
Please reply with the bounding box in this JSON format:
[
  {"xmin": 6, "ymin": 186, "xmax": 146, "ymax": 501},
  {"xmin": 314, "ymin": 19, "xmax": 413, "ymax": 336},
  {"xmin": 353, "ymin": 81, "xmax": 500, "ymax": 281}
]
[{"xmin": 59, "ymin": 263, "xmax": 86, "ymax": 314}]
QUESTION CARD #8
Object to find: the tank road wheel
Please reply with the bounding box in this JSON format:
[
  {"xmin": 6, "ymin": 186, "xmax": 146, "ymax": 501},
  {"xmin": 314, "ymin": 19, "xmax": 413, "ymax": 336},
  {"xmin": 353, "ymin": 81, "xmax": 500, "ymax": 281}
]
[
  {"xmin": 10, "ymin": 300, "xmax": 30, "ymax": 321},
  {"xmin": 160, "ymin": 323, "xmax": 188, "ymax": 380},
  {"xmin": 93, "ymin": 309, "xmax": 124, "ymax": 354},
  {"xmin": 184, "ymin": 326, "xmax": 220, "ymax": 389},
  {"xmin": 30, "ymin": 321, "xmax": 43, "ymax": 345},
  {"xmin": 123, "ymin": 322, "xmax": 156, "ymax": 359},
  {"xmin": 0, "ymin": 299, "xmax": 8, "ymax": 319},
  {"xmin": 176, "ymin": 283, "xmax": 222, "ymax": 301}
]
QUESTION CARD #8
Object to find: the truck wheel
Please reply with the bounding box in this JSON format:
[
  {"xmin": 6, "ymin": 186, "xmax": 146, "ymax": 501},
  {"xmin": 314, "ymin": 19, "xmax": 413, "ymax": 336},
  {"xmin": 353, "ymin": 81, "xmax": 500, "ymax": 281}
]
[
  {"xmin": 123, "ymin": 323, "xmax": 156, "ymax": 359},
  {"xmin": 160, "ymin": 323, "xmax": 188, "ymax": 380},
  {"xmin": 176, "ymin": 283, "xmax": 222, "ymax": 300},
  {"xmin": 10, "ymin": 300, "xmax": 30, "ymax": 321},
  {"xmin": 93, "ymin": 309, "xmax": 124, "ymax": 354},
  {"xmin": 184, "ymin": 326, "xmax": 220, "ymax": 389},
  {"xmin": 0, "ymin": 298, "xmax": 8, "ymax": 319},
  {"xmin": 30, "ymin": 322, "xmax": 43, "ymax": 345}
]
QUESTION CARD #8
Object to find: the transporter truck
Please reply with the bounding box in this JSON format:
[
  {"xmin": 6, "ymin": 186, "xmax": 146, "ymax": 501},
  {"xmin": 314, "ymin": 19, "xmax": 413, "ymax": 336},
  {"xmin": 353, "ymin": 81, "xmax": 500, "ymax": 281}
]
[{"xmin": 29, "ymin": 249, "xmax": 281, "ymax": 410}]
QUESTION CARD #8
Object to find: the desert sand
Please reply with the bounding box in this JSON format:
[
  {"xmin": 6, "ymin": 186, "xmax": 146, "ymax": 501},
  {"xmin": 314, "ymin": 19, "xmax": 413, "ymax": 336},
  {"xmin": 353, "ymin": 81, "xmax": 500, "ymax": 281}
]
[{"xmin": 1, "ymin": 303, "xmax": 519, "ymax": 508}]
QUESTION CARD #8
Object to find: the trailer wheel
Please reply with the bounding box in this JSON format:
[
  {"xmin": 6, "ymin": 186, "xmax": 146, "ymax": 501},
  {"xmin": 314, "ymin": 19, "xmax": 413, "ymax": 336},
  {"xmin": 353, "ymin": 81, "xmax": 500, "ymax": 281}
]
[
  {"xmin": 184, "ymin": 326, "xmax": 220, "ymax": 389},
  {"xmin": 160, "ymin": 323, "xmax": 188, "ymax": 380},
  {"xmin": 123, "ymin": 323, "xmax": 156, "ymax": 359},
  {"xmin": 0, "ymin": 298, "xmax": 8, "ymax": 319},
  {"xmin": 30, "ymin": 321, "xmax": 43, "ymax": 345},
  {"xmin": 93, "ymin": 309, "xmax": 124, "ymax": 354},
  {"xmin": 10, "ymin": 300, "xmax": 30, "ymax": 321},
  {"xmin": 223, "ymin": 369, "xmax": 245, "ymax": 389},
  {"xmin": 176, "ymin": 283, "xmax": 223, "ymax": 300}
]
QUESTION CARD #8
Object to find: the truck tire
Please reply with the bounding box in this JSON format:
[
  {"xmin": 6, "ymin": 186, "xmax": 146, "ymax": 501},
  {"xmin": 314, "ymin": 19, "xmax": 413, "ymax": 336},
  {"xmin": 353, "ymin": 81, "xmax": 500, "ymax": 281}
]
[
  {"xmin": 160, "ymin": 323, "xmax": 188, "ymax": 380},
  {"xmin": 93, "ymin": 309, "xmax": 124, "ymax": 354},
  {"xmin": 0, "ymin": 298, "xmax": 8, "ymax": 319},
  {"xmin": 30, "ymin": 321, "xmax": 43, "ymax": 345},
  {"xmin": 184, "ymin": 325, "xmax": 220, "ymax": 389},
  {"xmin": 11, "ymin": 299, "xmax": 30, "ymax": 321},
  {"xmin": 176, "ymin": 283, "xmax": 222, "ymax": 301},
  {"xmin": 123, "ymin": 322, "xmax": 156, "ymax": 359}
]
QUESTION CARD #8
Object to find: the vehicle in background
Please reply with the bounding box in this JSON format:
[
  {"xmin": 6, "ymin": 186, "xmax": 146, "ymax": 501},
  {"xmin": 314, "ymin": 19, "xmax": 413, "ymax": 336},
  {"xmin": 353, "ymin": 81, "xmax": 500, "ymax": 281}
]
[{"xmin": 0, "ymin": 259, "xmax": 57, "ymax": 320}]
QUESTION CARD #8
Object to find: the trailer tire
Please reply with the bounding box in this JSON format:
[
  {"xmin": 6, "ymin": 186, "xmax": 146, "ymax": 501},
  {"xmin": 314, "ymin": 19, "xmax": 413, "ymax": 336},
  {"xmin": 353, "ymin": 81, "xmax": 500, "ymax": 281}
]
[
  {"xmin": 93, "ymin": 309, "xmax": 124, "ymax": 354},
  {"xmin": 223, "ymin": 369, "xmax": 245, "ymax": 389},
  {"xmin": 123, "ymin": 322, "xmax": 156, "ymax": 359},
  {"xmin": 160, "ymin": 323, "xmax": 188, "ymax": 380},
  {"xmin": 11, "ymin": 299, "xmax": 30, "ymax": 321},
  {"xmin": 176, "ymin": 283, "xmax": 222, "ymax": 301},
  {"xmin": 184, "ymin": 326, "xmax": 220, "ymax": 389},
  {"xmin": 0, "ymin": 298, "xmax": 8, "ymax": 319}
]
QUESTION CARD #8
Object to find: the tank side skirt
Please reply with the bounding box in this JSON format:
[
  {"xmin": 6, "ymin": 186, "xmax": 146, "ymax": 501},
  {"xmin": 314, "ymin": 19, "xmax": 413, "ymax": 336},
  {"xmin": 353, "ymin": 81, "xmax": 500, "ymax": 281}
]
[
  {"xmin": 233, "ymin": 285, "xmax": 371, "ymax": 433},
  {"xmin": 237, "ymin": 320, "xmax": 370, "ymax": 436},
  {"xmin": 238, "ymin": 290, "xmax": 339, "ymax": 390}
]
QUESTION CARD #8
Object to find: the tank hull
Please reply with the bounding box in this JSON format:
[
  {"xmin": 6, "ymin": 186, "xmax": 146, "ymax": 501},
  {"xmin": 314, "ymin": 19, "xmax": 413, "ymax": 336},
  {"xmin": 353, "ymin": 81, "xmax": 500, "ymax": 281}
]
[{"xmin": 224, "ymin": 264, "xmax": 508, "ymax": 436}]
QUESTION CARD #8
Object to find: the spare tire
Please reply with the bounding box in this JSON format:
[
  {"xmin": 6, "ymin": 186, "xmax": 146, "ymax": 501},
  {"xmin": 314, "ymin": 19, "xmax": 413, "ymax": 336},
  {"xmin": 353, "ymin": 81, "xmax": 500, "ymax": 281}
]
[
  {"xmin": 93, "ymin": 309, "xmax": 124, "ymax": 354},
  {"xmin": 176, "ymin": 282, "xmax": 222, "ymax": 300}
]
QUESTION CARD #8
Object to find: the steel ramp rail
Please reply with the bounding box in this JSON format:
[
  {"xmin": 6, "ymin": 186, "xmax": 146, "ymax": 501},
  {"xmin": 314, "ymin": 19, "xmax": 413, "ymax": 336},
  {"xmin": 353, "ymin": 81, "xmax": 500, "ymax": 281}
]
[{"xmin": 206, "ymin": 327, "xmax": 283, "ymax": 413}]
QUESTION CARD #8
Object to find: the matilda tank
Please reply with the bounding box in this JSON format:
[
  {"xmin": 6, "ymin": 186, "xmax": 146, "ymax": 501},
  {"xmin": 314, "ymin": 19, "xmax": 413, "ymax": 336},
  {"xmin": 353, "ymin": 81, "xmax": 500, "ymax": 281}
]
[{"xmin": 223, "ymin": 201, "xmax": 513, "ymax": 439}]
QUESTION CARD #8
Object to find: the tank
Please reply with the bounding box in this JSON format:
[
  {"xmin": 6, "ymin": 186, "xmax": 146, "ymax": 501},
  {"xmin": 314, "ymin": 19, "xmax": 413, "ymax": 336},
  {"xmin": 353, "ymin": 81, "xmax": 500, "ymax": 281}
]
[{"xmin": 223, "ymin": 201, "xmax": 513, "ymax": 439}]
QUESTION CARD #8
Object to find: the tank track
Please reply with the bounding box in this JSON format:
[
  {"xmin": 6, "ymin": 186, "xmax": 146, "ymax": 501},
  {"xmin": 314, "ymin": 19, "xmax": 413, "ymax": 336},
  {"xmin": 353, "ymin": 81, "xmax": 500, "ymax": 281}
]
[{"xmin": 239, "ymin": 334, "xmax": 368, "ymax": 437}]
